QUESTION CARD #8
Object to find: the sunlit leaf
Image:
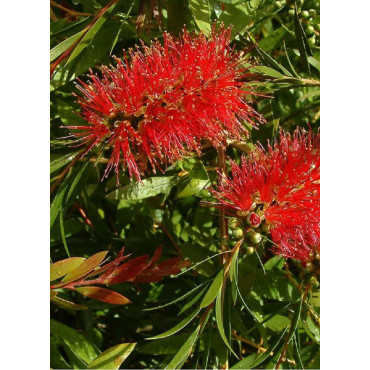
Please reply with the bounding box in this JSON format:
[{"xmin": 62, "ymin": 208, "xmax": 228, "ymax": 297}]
[
  {"xmin": 87, "ymin": 343, "xmax": 136, "ymax": 369},
  {"xmin": 74, "ymin": 286, "xmax": 131, "ymax": 305},
  {"xmin": 200, "ymin": 269, "xmax": 224, "ymax": 307},
  {"xmin": 50, "ymin": 257, "xmax": 85, "ymax": 281},
  {"xmin": 61, "ymin": 251, "xmax": 108, "ymax": 283},
  {"xmin": 107, "ymin": 176, "xmax": 178, "ymax": 200},
  {"xmin": 50, "ymin": 319, "xmax": 99, "ymax": 365}
]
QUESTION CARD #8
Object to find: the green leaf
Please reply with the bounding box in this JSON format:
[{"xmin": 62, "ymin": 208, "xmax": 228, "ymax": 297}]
[
  {"xmin": 298, "ymin": 90, "xmax": 320, "ymax": 101},
  {"xmin": 231, "ymin": 354, "xmax": 258, "ymax": 369},
  {"xmin": 50, "ymin": 152, "xmax": 79, "ymax": 174},
  {"xmin": 50, "ymin": 319, "xmax": 99, "ymax": 365},
  {"xmin": 175, "ymin": 162, "xmax": 210, "ymax": 199},
  {"xmin": 141, "ymin": 334, "xmax": 191, "ymax": 355},
  {"xmin": 293, "ymin": 4, "xmax": 312, "ymax": 74},
  {"xmin": 202, "ymin": 325, "xmax": 212, "ymax": 369},
  {"xmin": 250, "ymin": 326, "xmax": 289, "ymax": 368},
  {"xmin": 264, "ymin": 314, "xmax": 291, "ymax": 332},
  {"xmin": 66, "ymin": 3, "xmax": 117, "ymax": 65},
  {"xmin": 258, "ymin": 27, "xmax": 286, "ymax": 52},
  {"xmin": 50, "ymin": 339, "xmax": 71, "ymax": 369},
  {"xmin": 308, "ymin": 56, "xmax": 320, "ymax": 71},
  {"xmin": 57, "ymin": 98, "xmax": 86, "ymax": 126},
  {"xmin": 200, "ymin": 268, "xmax": 224, "ymax": 308},
  {"xmin": 66, "ymin": 161, "xmax": 90, "ymax": 202},
  {"xmin": 59, "ymin": 210, "xmax": 70, "ymax": 257},
  {"xmin": 50, "ymin": 181, "xmax": 69, "ymax": 228},
  {"xmin": 189, "ymin": 0, "xmax": 211, "ymax": 34},
  {"xmin": 254, "ymin": 268, "xmax": 300, "ymax": 301},
  {"xmin": 164, "ymin": 325, "xmax": 201, "ymax": 369},
  {"xmin": 147, "ymin": 307, "xmax": 201, "ymax": 340},
  {"xmin": 50, "ymin": 257, "xmax": 85, "ymax": 281},
  {"xmin": 50, "ymin": 30, "xmax": 84, "ymax": 62},
  {"xmin": 144, "ymin": 281, "xmax": 209, "ymax": 311},
  {"xmin": 178, "ymin": 286, "xmax": 208, "ymax": 315},
  {"xmin": 75, "ymin": 286, "xmax": 131, "ymax": 305},
  {"xmin": 106, "ymin": 176, "xmax": 178, "ymax": 200},
  {"xmin": 51, "ymin": 296, "xmax": 89, "ymax": 310},
  {"xmin": 87, "ymin": 343, "xmax": 136, "ymax": 369},
  {"xmin": 62, "ymin": 251, "xmax": 108, "ymax": 283},
  {"xmin": 218, "ymin": 2, "xmax": 253, "ymax": 38},
  {"xmin": 215, "ymin": 290, "xmax": 238, "ymax": 358},
  {"xmin": 250, "ymin": 65, "xmax": 285, "ymax": 79},
  {"xmin": 74, "ymin": 21, "xmax": 122, "ymax": 76},
  {"xmin": 293, "ymin": 333, "xmax": 304, "ymax": 369}
]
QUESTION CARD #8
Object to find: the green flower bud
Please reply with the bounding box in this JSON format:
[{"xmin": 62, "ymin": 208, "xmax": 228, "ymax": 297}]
[
  {"xmin": 246, "ymin": 246, "xmax": 255, "ymax": 255},
  {"xmin": 308, "ymin": 36, "xmax": 316, "ymax": 46},
  {"xmin": 301, "ymin": 10, "xmax": 309, "ymax": 19},
  {"xmin": 232, "ymin": 228, "xmax": 244, "ymax": 240},
  {"xmin": 249, "ymin": 232, "xmax": 262, "ymax": 245},
  {"xmin": 288, "ymin": 9, "xmax": 295, "ymax": 17},
  {"xmin": 229, "ymin": 218, "xmax": 240, "ymax": 229},
  {"xmin": 315, "ymin": 23, "xmax": 320, "ymax": 31},
  {"xmin": 229, "ymin": 240, "xmax": 237, "ymax": 247},
  {"xmin": 309, "ymin": 9, "xmax": 317, "ymax": 18},
  {"xmin": 306, "ymin": 25, "xmax": 315, "ymax": 35},
  {"xmin": 275, "ymin": 1, "xmax": 282, "ymax": 8}
]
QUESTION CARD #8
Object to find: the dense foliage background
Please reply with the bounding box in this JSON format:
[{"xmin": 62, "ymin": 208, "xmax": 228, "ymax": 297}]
[{"xmin": 50, "ymin": 0, "xmax": 320, "ymax": 369}]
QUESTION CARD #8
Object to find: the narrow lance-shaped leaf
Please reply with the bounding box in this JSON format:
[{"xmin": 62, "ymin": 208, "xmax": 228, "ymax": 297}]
[
  {"xmin": 293, "ymin": 3, "xmax": 312, "ymax": 74},
  {"xmin": 51, "ymin": 296, "xmax": 89, "ymax": 311},
  {"xmin": 250, "ymin": 326, "xmax": 289, "ymax": 368},
  {"xmin": 164, "ymin": 325, "xmax": 201, "ymax": 370},
  {"xmin": 50, "ymin": 257, "xmax": 85, "ymax": 281},
  {"xmin": 106, "ymin": 176, "xmax": 178, "ymax": 200},
  {"xmin": 215, "ymin": 290, "xmax": 239, "ymax": 358},
  {"xmin": 87, "ymin": 343, "xmax": 136, "ymax": 370},
  {"xmin": 50, "ymin": 319, "xmax": 99, "ymax": 365},
  {"xmin": 74, "ymin": 286, "xmax": 131, "ymax": 305},
  {"xmin": 200, "ymin": 268, "xmax": 224, "ymax": 308},
  {"xmin": 66, "ymin": 2, "xmax": 117, "ymax": 65},
  {"xmin": 61, "ymin": 251, "xmax": 108, "ymax": 283},
  {"xmin": 148, "ymin": 307, "xmax": 202, "ymax": 340}
]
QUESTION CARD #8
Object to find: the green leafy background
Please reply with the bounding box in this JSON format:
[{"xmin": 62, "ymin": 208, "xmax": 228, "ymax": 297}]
[{"xmin": 51, "ymin": 0, "xmax": 320, "ymax": 368}]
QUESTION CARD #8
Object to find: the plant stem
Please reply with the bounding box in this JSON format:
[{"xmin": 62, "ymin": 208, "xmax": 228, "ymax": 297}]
[{"xmin": 217, "ymin": 147, "xmax": 229, "ymax": 265}]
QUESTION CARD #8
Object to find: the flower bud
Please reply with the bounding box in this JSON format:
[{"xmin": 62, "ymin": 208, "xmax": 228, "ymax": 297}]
[
  {"xmin": 249, "ymin": 232, "xmax": 262, "ymax": 245},
  {"xmin": 229, "ymin": 218, "xmax": 240, "ymax": 229},
  {"xmin": 236, "ymin": 210, "xmax": 249, "ymax": 217},
  {"xmin": 309, "ymin": 9, "xmax": 317, "ymax": 18},
  {"xmin": 246, "ymin": 246, "xmax": 255, "ymax": 255},
  {"xmin": 232, "ymin": 228, "xmax": 244, "ymax": 240},
  {"xmin": 301, "ymin": 10, "xmax": 309, "ymax": 19},
  {"xmin": 306, "ymin": 25, "xmax": 315, "ymax": 35},
  {"xmin": 247, "ymin": 212, "xmax": 261, "ymax": 228}
]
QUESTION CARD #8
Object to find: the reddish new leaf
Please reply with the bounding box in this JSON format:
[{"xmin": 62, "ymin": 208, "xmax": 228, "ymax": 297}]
[
  {"xmin": 101, "ymin": 255, "xmax": 149, "ymax": 285},
  {"xmin": 133, "ymin": 257, "xmax": 191, "ymax": 283},
  {"xmin": 74, "ymin": 286, "xmax": 131, "ymax": 305}
]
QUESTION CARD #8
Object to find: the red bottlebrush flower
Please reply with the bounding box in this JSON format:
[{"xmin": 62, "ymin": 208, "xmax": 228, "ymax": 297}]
[
  {"xmin": 211, "ymin": 128, "xmax": 320, "ymax": 262},
  {"xmin": 67, "ymin": 26, "xmax": 264, "ymax": 182}
]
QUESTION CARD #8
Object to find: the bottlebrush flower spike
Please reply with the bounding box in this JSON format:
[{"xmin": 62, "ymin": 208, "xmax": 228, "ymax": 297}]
[
  {"xmin": 211, "ymin": 128, "xmax": 320, "ymax": 262},
  {"xmin": 67, "ymin": 26, "xmax": 264, "ymax": 182}
]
